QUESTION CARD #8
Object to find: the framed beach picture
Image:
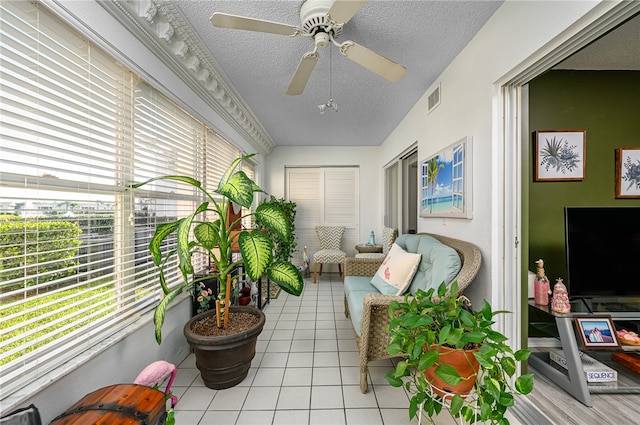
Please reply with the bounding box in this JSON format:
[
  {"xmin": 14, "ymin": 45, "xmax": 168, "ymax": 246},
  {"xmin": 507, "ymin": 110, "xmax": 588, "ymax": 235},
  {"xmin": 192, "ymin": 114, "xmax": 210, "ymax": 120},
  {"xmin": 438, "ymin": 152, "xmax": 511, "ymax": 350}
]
[
  {"xmin": 534, "ymin": 130, "xmax": 586, "ymax": 181},
  {"xmin": 615, "ymin": 147, "xmax": 640, "ymax": 198},
  {"xmin": 574, "ymin": 316, "xmax": 620, "ymax": 349},
  {"xmin": 420, "ymin": 136, "xmax": 472, "ymax": 219}
]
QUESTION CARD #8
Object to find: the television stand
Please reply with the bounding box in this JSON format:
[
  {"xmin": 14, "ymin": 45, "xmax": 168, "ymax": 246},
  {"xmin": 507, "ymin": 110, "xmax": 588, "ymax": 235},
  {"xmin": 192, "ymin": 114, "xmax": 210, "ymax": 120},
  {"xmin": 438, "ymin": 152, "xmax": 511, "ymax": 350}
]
[{"xmin": 528, "ymin": 299, "xmax": 640, "ymax": 407}]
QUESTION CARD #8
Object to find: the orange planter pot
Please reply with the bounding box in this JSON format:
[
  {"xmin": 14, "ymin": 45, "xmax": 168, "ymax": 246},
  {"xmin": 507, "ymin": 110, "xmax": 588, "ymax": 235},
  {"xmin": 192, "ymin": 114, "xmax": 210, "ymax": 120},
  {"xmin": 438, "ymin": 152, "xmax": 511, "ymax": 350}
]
[{"xmin": 424, "ymin": 345, "xmax": 480, "ymax": 399}]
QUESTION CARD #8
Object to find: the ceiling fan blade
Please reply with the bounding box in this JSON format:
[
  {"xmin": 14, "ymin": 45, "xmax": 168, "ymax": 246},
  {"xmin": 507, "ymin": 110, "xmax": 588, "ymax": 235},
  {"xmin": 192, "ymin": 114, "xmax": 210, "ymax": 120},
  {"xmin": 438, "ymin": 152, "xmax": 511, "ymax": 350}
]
[
  {"xmin": 340, "ymin": 41, "xmax": 406, "ymax": 82},
  {"xmin": 211, "ymin": 12, "xmax": 300, "ymax": 36},
  {"xmin": 327, "ymin": 0, "xmax": 368, "ymax": 24},
  {"xmin": 286, "ymin": 52, "xmax": 319, "ymax": 96}
]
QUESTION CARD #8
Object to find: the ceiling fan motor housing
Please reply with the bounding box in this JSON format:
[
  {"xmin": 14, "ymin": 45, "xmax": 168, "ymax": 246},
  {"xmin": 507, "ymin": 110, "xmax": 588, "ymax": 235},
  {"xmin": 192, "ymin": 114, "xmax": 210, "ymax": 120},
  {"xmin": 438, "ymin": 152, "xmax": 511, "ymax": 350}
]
[{"xmin": 300, "ymin": 0, "xmax": 343, "ymax": 39}]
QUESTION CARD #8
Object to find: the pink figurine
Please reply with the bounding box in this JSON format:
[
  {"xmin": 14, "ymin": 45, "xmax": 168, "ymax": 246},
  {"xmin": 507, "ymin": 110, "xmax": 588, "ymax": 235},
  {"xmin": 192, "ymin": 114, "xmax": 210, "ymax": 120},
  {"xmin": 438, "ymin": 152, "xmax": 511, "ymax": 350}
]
[
  {"xmin": 551, "ymin": 278, "xmax": 571, "ymax": 314},
  {"xmin": 134, "ymin": 360, "xmax": 178, "ymax": 407}
]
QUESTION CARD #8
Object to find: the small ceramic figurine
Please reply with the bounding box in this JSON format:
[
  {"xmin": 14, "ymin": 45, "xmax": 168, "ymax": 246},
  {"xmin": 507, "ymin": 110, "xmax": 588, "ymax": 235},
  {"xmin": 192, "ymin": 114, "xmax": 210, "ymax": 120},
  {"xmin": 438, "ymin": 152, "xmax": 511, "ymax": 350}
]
[
  {"xmin": 534, "ymin": 259, "xmax": 551, "ymax": 306},
  {"xmin": 551, "ymin": 278, "xmax": 571, "ymax": 314}
]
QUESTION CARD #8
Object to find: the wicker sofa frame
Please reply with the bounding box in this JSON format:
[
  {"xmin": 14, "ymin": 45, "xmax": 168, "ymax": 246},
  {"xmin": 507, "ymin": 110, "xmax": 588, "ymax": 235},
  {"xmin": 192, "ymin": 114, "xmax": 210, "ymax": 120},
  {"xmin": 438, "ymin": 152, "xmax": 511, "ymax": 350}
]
[{"xmin": 343, "ymin": 233, "xmax": 482, "ymax": 393}]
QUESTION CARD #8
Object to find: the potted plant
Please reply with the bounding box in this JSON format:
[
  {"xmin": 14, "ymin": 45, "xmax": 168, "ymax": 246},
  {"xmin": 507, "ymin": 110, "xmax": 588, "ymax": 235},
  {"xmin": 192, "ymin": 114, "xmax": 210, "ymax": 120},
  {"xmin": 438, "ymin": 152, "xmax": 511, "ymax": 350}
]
[
  {"xmin": 133, "ymin": 154, "xmax": 303, "ymax": 389},
  {"xmin": 385, "ymin": 281, "xmax": 534, "ymax": 424}
]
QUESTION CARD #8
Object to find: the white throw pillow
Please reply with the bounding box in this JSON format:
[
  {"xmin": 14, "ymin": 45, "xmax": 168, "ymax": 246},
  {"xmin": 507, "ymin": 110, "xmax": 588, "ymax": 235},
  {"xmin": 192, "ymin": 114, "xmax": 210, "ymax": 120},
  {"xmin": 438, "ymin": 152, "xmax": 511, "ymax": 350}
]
[{"xmin": 370, "ymin": 243, "xmax": 422, "ymax": 295}]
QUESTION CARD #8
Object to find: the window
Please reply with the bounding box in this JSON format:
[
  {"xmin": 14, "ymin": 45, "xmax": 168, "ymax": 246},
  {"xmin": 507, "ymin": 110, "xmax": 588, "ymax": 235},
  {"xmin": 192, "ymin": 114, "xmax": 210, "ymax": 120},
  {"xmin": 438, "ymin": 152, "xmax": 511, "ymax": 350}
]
[
  {"xmin": 286, "ymin": 167, "xmax": 359, "ymax": 260},
  {"xmin": 0, "ymin": 0, "xmax": 241, "ymax": 399}
]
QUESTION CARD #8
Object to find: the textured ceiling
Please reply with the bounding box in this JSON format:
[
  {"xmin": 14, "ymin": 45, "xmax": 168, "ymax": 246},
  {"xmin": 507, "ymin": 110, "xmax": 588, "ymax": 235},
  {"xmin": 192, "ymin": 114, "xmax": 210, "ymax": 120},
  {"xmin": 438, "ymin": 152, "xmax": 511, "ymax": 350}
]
[{"xmin": 173, "ymin": 0, "xmax": 504, "ymax": 147}]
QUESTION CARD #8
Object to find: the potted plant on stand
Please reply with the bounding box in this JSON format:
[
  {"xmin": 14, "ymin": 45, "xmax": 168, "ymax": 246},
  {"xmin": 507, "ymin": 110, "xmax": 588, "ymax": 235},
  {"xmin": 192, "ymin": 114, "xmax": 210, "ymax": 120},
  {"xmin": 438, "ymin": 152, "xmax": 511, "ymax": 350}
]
[
  {"xmin": 133, "ymin": 154, "xmax": 303, "ymax": 389},
  {"xmin": 385, "ymin": 281, "xmax": 534, "ymax": 424}
]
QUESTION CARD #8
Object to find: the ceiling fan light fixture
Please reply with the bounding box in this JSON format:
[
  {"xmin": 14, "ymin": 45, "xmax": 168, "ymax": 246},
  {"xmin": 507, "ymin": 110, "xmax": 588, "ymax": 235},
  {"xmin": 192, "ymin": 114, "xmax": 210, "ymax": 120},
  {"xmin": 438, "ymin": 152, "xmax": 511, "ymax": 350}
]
[{"xmin": 318, "ymin": 98, "xmax": 338, "ymax": 115}]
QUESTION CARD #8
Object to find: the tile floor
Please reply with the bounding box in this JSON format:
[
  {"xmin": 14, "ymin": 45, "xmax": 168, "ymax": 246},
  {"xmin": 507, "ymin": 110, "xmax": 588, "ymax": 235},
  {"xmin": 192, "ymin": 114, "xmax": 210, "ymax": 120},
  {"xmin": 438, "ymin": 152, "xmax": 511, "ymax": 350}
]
[{"xmin": 170, "ymin": 273, "xmax": 461, "ymax": 425}]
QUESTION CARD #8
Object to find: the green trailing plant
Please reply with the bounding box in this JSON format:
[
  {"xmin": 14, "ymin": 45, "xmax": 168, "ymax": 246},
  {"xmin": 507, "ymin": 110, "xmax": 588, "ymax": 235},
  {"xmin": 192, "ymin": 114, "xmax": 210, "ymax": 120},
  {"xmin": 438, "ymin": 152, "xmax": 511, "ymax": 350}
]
[
  {"xmin": 386, "ymin": 281, "xmax": 534, "ymax": 424},
  {"xmin": 132, "ymin": 154, "xmax": 304, "ymax": 343}
]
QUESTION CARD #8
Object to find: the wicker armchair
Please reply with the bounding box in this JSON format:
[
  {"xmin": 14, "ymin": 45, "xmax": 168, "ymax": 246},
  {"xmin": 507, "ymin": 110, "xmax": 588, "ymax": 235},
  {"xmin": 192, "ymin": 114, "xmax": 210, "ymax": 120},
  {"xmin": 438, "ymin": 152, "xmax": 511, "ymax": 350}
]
[{"xmin": 343, "ymin": 233, "xmax": 482, "ymax": 393}]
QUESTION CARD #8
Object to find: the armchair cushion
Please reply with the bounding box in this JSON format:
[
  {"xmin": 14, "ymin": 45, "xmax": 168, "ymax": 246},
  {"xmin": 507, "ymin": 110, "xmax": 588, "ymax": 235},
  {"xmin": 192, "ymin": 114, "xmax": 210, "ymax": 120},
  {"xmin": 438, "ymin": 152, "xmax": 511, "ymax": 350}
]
[{"xmin": 370, "ymin": 243, "xmax": 421, "ymax": 295}]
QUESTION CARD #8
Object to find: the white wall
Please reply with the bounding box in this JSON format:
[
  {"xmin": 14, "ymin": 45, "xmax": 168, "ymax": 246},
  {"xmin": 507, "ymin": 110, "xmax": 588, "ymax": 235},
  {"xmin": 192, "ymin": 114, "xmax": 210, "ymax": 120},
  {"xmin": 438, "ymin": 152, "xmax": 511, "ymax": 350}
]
[
  {"xmin": 263, "ymin": 146, "xmax": 382, "ymax": 245},
  {"xmin": 379, "ymin": 0, "xmax": 605, "ymax": 307}
]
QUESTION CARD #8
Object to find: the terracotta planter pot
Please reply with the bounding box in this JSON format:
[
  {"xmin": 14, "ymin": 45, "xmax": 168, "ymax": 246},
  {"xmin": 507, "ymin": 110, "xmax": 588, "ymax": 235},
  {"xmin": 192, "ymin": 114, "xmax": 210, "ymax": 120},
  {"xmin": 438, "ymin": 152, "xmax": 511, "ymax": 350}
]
[
  {"xmin": 184, "ymin": 306, "xmax": 265, "ymax": 390},
  {"xmin": 424, "ymin": 345, "xmax": 480, "ymax": 399}
]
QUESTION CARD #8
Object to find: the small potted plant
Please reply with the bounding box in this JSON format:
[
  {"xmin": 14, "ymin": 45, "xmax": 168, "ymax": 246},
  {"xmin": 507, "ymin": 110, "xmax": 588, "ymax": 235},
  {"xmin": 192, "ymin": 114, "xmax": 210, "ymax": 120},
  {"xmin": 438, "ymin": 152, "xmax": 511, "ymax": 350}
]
[
  {"xmin": 385, "ymin": 281, "xmax": 534, "ymax": 424},
  {"xmin": 133, "ymin": 154, "xmax": 303, "ymax": 389}
]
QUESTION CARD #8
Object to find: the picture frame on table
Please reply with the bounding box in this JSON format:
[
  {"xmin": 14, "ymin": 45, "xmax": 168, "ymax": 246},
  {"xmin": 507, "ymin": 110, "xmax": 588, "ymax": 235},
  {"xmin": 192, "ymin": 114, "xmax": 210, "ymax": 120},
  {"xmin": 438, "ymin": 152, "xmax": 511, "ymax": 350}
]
[
  {"xmin": 615, "ymin": 147, "xmax": 640, "ymax": 198},
  {"xmin": 534, "ymin": 130, "xmax": 586, "ymax": 181},
  {"xmin": 574, "ymin": 316, "xmax": 620, "ymax": 349},
  {"xmin": 419, "ymin": 136, "xmax": 472, "ymax": 219}
]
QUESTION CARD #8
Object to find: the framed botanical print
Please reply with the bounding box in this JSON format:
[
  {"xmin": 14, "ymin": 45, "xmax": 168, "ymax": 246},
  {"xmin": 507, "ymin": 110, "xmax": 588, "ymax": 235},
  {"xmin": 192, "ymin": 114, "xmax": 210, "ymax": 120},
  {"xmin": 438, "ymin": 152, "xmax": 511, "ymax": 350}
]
[
  {"xmin": 615, "ymin": 147, "xmax": 640, "ymax": 198},
  {"xmin": 534, "ymin": 130, "xmax": 586, "ymax": 181}
]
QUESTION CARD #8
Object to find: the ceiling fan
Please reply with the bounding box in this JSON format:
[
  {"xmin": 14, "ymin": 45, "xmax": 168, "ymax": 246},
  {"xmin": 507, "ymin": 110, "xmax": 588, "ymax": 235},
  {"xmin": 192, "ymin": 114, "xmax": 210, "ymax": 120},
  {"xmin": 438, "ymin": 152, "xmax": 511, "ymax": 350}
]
[{"xmin": 210, "ymin": 0, "xmax": 407, "ymax": 96}]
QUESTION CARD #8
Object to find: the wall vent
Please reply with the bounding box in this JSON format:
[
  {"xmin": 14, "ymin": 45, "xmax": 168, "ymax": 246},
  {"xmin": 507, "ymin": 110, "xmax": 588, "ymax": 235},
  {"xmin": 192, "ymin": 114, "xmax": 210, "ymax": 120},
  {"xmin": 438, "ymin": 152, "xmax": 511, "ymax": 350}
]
[{"xmin": 427, "ymin": 83, "xmax": 441, "ymax": 113}]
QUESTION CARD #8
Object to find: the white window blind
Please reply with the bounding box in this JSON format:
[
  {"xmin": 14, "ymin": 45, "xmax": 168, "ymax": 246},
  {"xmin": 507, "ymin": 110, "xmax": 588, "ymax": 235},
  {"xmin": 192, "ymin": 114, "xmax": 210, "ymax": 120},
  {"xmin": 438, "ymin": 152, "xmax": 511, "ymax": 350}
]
[
  {"xmin": 0, "ymin": 0, "xmax": 240, "ymax": 399},
  {"xmin": 286, "ymin": 167, "xmax": 359, "ymax": 263}
]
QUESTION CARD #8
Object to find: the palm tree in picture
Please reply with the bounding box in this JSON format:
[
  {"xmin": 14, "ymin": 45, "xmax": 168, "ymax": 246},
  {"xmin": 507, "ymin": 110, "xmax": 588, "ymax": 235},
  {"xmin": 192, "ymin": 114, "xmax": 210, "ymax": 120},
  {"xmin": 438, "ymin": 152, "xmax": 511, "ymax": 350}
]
[{"xmin": 427, "ymin": 157, "xmax": 444, "ymax": 213}]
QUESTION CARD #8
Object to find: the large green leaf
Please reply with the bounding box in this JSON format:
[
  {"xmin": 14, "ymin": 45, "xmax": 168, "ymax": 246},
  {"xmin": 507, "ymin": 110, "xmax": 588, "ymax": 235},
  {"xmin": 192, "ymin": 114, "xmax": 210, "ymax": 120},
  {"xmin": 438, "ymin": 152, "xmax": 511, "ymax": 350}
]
[
  {"xmin": 267, "ymin": 261, "xmax": 303, "ymax": 296},
  {"xmin": 434, "ymin": 363, "xmax": 462, "ymax": 385},
  {"xmin": 194, "ymin": 221, "xmax": 219, "ymax": 250},
  {"xmin": 238, "ymin": 230, "xmax": 272, "ymax": 280},
  {"xmin": 149, "ymin": 221, "xmax": 180, "ymax": 265},
  {"xmin": 176, "ymin": 202, "xmax": 209, "ymax": 275},
  {"xmin": 132, "ymin": 175, "xmax": 202, "ymax": 190},
  {"xmin": 154, "ymin": 286, "xmax": 183, "ymax": 344},
  {"xmin": 515, "ymin": 373, "xmax": 535, "ymax": 394},
  {"xmin": 217, "ymin": 171, "xmax": 255, "ymax": 208},
  {"xmin": 255, "ymin": 202, "xmax": 289, "ymax": 241}
]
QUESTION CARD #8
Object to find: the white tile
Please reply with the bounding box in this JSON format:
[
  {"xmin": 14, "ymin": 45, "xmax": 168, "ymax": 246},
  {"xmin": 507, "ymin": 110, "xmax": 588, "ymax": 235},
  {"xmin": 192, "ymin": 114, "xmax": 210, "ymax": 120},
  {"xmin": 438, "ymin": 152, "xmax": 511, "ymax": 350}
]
[
  {"xmin": 276, "ymin": 386, "xmax": 311, "ymax": 410},
  {"xmin": 338, "ymin": 351, "xmax": 360, "ymax": 367},
  {"xmin": 174, "ymin": 386, "xmax": 215, "ymax": 410},
  {"xmin": 273, "ymin": 409, "xmax": 311, "ymax": 425},
  {"xmin": 315, "ymin": 329, "xmax": 337, "ymax": 340},
  {"xmin": 287, "ymin": 352, "xmax": 314, "ymax": 367},
  {"xmin": 298, "ymin": 313, "xmax": 317, "ymax": 321},
  {"xmin": 275, "ymin": 321, "xmax": 296, "ymax": 330},
  {"xmin": 261, "ymin": 352, "xmax": 289, "ymax": 368},
  {"xmin": 283, "ymin": 367, "xmax": 312, "ymax": 386},
  {"xmin": 272, "ymin": 329, "xmax": 295, "ymax": 340},
  {"xmin": 173, "ymin": 367, "xmax": 199, "ymax": 386},
  {"xmin": 178, "ymin": 353, "xmax": 196, "ymax": 368},
  {"xmin": 316, "ymin": 312, "xmax": 335, "ymax": 321},
  {"xmin": 310, "ymin": 385, "xmax": 344, "ymax": 409},
  {"xmin": 343, "ymin": 385, "xmax": 378, "ymax": 408},
  {"xmin": 279, "ymin": 313, "xmax": 298, "ymax": 321},
  {"xmin": 253, "ymin": 367, "xmax": 285, "ymax": 386},
  {"xmin": 312, "ymin": 366, "xmax": 343, "ymax": 386},
  {"xmin": 337, "ymin": 338, "xmax": 358, "ymax": 352},
  {"xmin": 294, "ymin": 329, "xmax": 316, "ymax": 340},
  {"xmin": 314, "ymin": 339, "xmax": 338, "ymax": 352},
  {"xmin": 267, "ymin": 340, "xmax": 293, "ymax": 352},
  {"xmin": 314, "ymin": 352, "xmax": 339, "ymax": 367},
  {"xmin": 345, "ymin": 408, "xmax": 383, "ymax": 425},
  {"xmin": 296, "ymin": 319, "xmax": 316, "ymax": 328},
  {"xmin": 208, "ymin": 386, "xmax": 249, "ymax": 411},
  {"xmin": 243, "ymin": 387, "xmax": 280, "ymax": 410},
  {"xmin": 340, "ymin": 366, "xmax": 361, "ymax": 385},
  {"xmin": 373, "ymin": 383, "xmax": 410, "ymax": 409},
  {"xmin": 379, "ymin": 408, "xmax": 418, "ymax": 425},
  {"xmin": 309, "ymin": 409, "xmax": 346, "ymax": 425},
  {"xmin": 316, "ymin": 320, "xmax": 336, "ymax": 330},
  {"xmin": 258, "ymin": 329, "xmax": 274, "ymax": 340},
  {"xmin": 290, "ymin": 339, "xmax": 315, "ymax": 352},
  {"xmin": 337, "ymin": 328, "xmax": 355, "ymax": 339},
  {"xmin": 236, "ymin": 410, "xmax": 275, "ymax": 425},
  {"xmin": 199, "ymin": 410, "xmax": 239, "ymax": 424},
  {"xmin": 368, "ymin": 364, "xmax": 395, "ymax": 385},
  {"xmin": 172, "ymin": 410, "xmax": 205, "ymax": 424}
]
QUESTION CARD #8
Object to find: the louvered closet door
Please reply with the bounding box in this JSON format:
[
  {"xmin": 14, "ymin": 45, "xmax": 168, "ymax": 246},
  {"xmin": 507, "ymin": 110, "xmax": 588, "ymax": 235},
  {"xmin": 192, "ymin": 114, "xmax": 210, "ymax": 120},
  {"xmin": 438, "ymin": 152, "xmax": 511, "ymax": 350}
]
[{"xmin": 286, "ymin": 167, "xmax": 359, "ymax": 270}]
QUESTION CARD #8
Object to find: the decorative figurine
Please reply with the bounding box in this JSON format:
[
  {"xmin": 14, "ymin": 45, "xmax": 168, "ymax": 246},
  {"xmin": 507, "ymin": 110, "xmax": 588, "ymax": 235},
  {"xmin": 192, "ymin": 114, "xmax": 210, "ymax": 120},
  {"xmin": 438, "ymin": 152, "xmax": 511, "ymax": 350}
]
[
  {"xmin": 551, "ymin": 277, "xmax": 571, "ymax": 314},
  {"xmin": 369, "ymin": 230, "xmax": 375, "ymax": 245},
  {"xmin": 534, "ymin": 259, "xmax": 551, "ymax": 306}
]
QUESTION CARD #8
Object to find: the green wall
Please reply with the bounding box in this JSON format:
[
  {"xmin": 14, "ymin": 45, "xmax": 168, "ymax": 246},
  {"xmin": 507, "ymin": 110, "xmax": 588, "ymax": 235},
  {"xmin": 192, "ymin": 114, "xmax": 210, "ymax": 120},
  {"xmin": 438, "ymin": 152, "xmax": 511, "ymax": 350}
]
[{"xmin": 528, "ymin": 70, "xmax": 640, "ymax": 285}]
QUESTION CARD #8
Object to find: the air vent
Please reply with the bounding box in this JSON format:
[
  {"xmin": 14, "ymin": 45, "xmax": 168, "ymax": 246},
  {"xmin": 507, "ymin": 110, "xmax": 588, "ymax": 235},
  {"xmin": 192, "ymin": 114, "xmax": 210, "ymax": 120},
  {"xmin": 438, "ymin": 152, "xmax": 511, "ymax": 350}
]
[{"xmin": 427, "ymin": 83, "xmax": 441, "ymax": 113}]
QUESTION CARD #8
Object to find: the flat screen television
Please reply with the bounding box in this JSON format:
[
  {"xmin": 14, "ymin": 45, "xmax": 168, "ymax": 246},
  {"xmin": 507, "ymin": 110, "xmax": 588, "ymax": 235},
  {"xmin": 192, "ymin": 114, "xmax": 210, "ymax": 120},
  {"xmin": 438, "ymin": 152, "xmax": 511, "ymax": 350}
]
[{"xmin": 565, "ymin": 206, "xmax": 640, "ymax": 298}]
